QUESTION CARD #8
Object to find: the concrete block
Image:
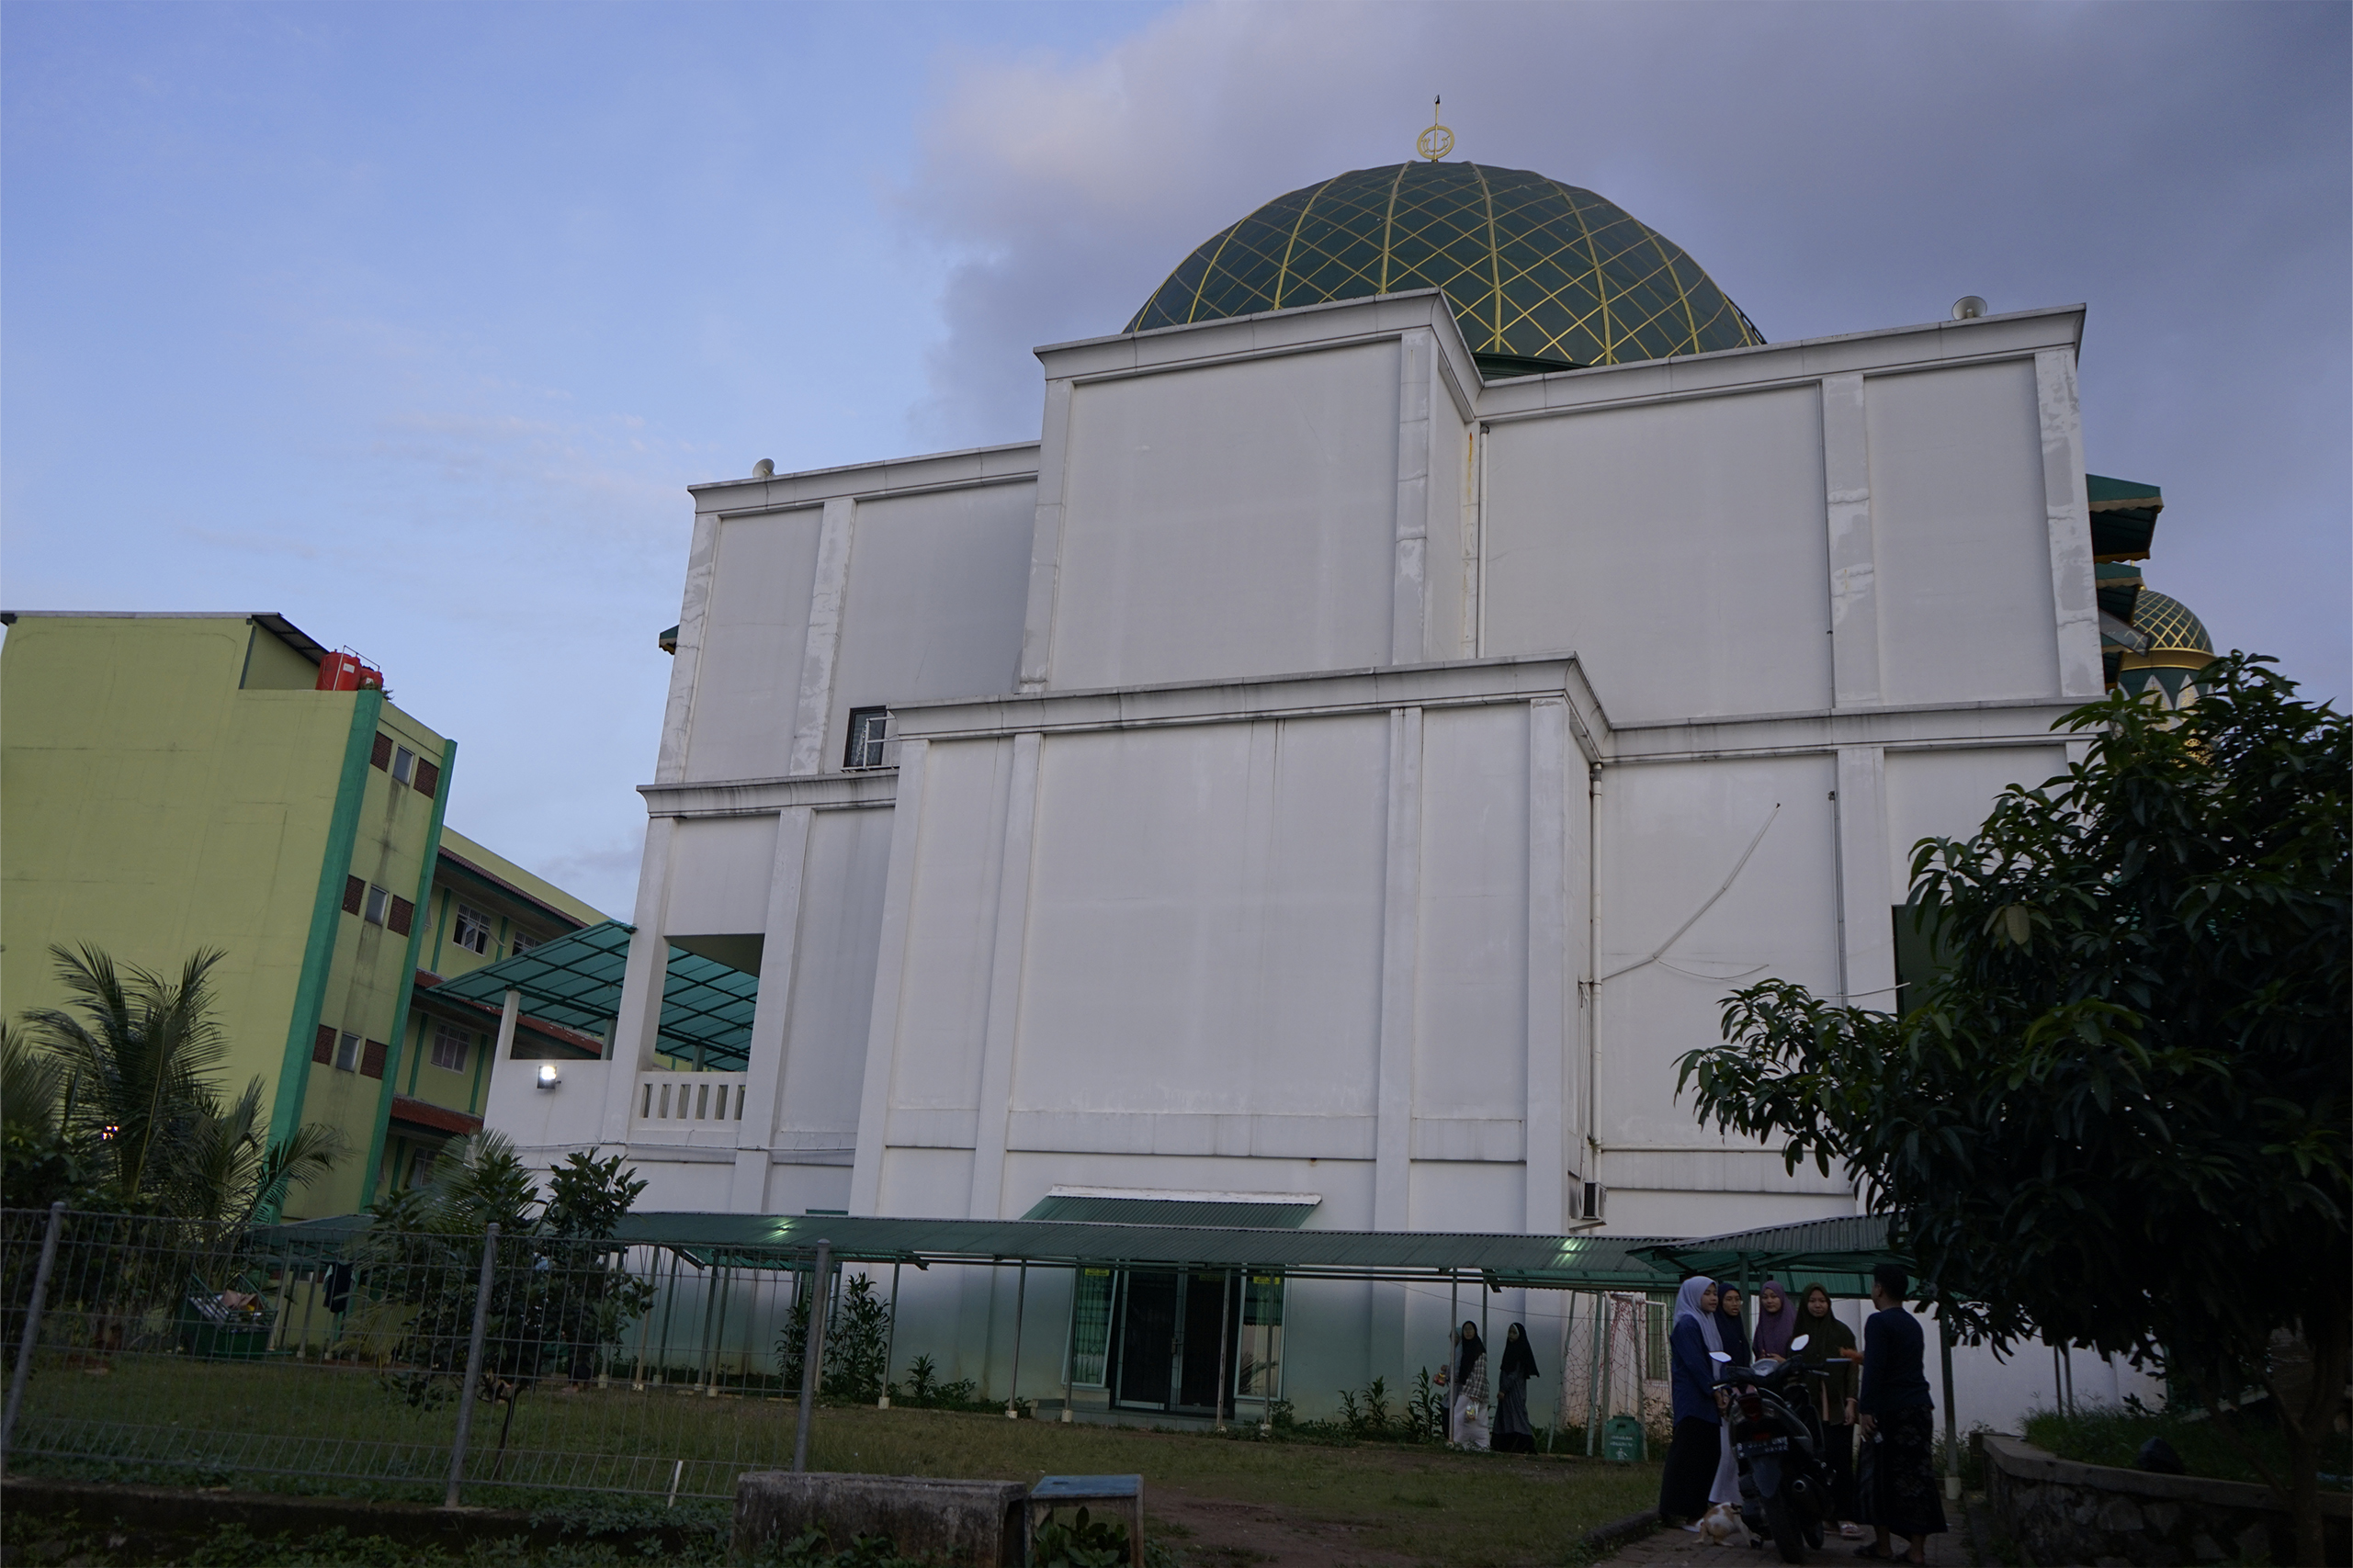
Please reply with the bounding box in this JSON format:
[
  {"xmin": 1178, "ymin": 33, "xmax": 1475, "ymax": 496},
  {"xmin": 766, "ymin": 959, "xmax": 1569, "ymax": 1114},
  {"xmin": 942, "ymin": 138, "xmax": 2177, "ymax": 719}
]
[{"xmin": 731, "ymin": 1472, "xmax": 1027, "ymax": 1565}]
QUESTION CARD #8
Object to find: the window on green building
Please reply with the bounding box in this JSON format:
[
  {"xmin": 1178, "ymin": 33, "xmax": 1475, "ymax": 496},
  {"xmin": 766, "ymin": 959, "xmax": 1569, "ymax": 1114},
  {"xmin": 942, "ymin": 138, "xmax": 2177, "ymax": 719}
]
[
  {"xmin": 455, "ymin": 905, "xmax": 492, "ymax": 954},
  {"xmin": 431, "ymin": 1021, "xmax": 470, "ymax": 1072},
  {"xmin": 334, "ymin": 1032, "xmax": 361, "ymax": 1073}
]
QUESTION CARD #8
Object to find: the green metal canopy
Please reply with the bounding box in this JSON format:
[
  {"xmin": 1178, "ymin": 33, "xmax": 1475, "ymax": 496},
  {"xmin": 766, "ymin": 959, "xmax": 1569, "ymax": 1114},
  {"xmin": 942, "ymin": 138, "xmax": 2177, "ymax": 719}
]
[
  {"xmin": 1018, "ymin": 1190, "xmax": 1320, "ymax": 1228},
  {"xmin": 428, "ymin": 919, "xmax": 757, "ymax": 1070},
  {"xmin": 1631, "ymin": 1214, "xmax": 1906, "ymax": 1301}
]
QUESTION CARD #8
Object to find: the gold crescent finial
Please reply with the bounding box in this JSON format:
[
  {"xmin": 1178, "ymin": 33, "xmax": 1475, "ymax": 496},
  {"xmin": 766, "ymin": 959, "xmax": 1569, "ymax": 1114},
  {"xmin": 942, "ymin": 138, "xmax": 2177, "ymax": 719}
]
[{"xmin": 1417, "ymin": 96, "xmax": 1454, "ymax": 162}]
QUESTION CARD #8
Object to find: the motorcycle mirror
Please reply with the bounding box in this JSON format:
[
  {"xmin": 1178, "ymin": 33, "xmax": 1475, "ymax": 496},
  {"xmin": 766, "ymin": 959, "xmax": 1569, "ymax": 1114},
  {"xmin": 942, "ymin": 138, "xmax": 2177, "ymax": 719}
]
[
  {"xmin": 1709, "ymin": 1351, "xmax": 1732, "ymax": 1363},
  {"xmin": 1790, "ymin": 1334, "xmax": 1810, "ymax": 1352}
]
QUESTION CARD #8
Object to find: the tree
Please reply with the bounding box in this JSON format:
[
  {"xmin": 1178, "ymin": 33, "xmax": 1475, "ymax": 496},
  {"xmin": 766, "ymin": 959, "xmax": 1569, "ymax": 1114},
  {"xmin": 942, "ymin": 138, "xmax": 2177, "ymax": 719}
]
[
  {"xmin": 363, "ymin": 1133, "xmax": 653, "ymax": 1472},
  {"xmin": 15, "ymin": 945, "xmax": 344, "ymax": 1223},
  {"xmin": 1676, "ymin": 653, "xmax": 2348, "ymax": 1562}
]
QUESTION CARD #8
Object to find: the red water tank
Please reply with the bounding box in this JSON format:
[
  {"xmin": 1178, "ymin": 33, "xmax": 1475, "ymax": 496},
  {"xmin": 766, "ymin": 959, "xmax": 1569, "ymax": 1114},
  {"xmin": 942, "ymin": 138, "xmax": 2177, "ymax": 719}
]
[{"xmin": 315, "ymin": 650, "xmax": 384, "ymax": 693}]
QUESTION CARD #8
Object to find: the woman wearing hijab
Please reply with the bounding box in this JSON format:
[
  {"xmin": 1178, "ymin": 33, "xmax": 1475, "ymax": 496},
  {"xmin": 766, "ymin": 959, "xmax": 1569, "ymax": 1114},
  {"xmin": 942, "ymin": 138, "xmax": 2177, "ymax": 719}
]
[
  {"xmin": 1793, "ymin": 1282, "xmax": 1863, "ymax": 1538},
  {"xmin": 1716, "ymin": 1284, "xmax": 1753, "ymax": 1366},
  {"xmin": 1657, "ymin": 1277, "xmax": 1726, "ymax": 1527},
  {"xmin": 1447, "ymin": 1321, "xmax": 1490, "ymax": 1450},
  {"xmin": 1855, "ymin": 1264, "xmax": 1945, "ymax": 1562},
  {"xmin": 1751, "ymin": 1280, "xmax": 1801, "ymax": 1362},
  {"xmin": 1491, "ymin": 1323, "xmax": 1540, "ymax": 1453}
]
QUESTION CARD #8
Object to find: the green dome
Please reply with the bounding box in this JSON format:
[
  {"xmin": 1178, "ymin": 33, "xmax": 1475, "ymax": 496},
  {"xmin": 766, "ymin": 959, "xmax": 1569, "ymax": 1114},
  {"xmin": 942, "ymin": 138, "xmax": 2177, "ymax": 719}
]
[
  {"xmin": 1127, "ymin": 162, "xmax": 1765, "ymax": 377},
  {"xmin": 2126, "ymin": 589, "xmax": 2215, "ymax": 660}
]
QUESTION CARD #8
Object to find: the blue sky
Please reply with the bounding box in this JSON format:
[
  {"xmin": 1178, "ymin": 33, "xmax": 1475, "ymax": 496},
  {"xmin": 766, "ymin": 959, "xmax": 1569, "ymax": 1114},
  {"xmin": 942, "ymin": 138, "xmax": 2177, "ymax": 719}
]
[{"xmin": 7, "ymin": 1, "xmax": 2346, "ymax": 917}]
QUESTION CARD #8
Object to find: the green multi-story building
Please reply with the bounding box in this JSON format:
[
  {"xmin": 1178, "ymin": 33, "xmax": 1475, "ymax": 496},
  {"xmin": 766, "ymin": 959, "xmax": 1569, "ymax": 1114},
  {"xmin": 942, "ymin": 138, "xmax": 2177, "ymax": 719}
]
[{"xmin": 0, "ymin": 611, "xmax": 603, "ymax": 1216}]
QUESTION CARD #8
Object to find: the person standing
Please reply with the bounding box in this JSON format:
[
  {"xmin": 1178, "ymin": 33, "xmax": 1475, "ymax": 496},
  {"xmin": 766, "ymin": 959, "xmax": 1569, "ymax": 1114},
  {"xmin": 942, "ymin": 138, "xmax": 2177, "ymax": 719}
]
[
  {"xmin": 1491, "ymin": 1323, "xmax": 1540, "ymax": 1452},
  {"xmin": 1657, "ymin": 1277, "xmax": 1726, "ymax": 1528},
  {"xmin": 1750, "ymin": 1280, "xmax": 1800, "ymax": 1361},
  {"xmin": 1855, "ymin": 1263, "xmax": 1946, "ymax": 1563},
  {"xmin": 1445, "ymin": 1321, "xmax": 1490, "ymax": 1450},
  {"xmin": 1794, "ymin": 1281, "xmax": 1862, "ymax": 1539},
  {"xmin": 1716, "ymin": 1285, "xmax": 1753, "ymax": 1366}
]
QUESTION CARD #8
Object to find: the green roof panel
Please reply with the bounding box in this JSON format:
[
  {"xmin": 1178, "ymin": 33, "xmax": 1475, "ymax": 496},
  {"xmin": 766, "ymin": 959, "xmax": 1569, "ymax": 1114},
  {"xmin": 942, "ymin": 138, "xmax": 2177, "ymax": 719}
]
[{"xmin": 428, "ymin": 919, "xmax": 757, "ymax": 1070}]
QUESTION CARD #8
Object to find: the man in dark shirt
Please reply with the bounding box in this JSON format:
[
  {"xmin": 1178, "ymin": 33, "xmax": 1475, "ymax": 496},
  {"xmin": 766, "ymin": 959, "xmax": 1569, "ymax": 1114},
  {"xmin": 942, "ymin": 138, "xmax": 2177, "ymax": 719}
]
[{"xmin": 1855, "ymin": 1263, "xmax": 1945, "ymax": 1562}]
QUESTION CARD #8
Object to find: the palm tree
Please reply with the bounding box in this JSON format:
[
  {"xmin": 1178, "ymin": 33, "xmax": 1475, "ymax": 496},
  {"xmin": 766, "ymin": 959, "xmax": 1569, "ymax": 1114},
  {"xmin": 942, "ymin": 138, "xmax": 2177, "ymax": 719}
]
[{"xmin": 17, "ymin": 944, "xmax": 343, "ymax": 1222}]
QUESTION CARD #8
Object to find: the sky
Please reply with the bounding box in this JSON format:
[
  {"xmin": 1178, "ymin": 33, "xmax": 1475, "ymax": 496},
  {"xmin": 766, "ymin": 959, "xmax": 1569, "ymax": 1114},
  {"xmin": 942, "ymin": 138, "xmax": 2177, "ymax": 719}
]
[{"xmin": 6, "ymin": 1, "xmax": 2347, "ymax": 919}]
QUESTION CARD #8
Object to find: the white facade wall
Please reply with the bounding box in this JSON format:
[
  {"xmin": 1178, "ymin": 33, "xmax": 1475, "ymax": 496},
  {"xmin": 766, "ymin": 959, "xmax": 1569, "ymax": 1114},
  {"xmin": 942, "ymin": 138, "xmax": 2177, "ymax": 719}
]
[{"xmin": 484, "ymin": 291, "xmax": 2112, "ymax": 1432}]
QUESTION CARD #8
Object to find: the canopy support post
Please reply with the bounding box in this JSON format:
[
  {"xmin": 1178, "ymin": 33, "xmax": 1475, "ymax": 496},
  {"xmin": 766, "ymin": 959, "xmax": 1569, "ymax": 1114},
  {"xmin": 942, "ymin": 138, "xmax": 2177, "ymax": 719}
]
[
  {"xmin": 1585, "ymin": 1292, "xmax": 1605, "ymax": 1455},
  {"xmin": 1939, "ymin": 1303, "xmax": 1962, "ymax": 1503},
  {"xmin": 1005, "ymin": 1260, "xmax": 1027, "ymax": 1419},
  {"xmin": 880, "ymin": 1261, "xmax": 901, "ymax": 1408},
  {"xmin": 1213, "ymin": 1267, "xmax": 1233, "ymax": 1431}
]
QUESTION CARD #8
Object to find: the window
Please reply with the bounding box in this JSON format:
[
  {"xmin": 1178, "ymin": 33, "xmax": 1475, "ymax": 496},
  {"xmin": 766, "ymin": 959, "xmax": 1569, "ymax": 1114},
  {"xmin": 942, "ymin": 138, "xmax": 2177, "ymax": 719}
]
[
  {"xmin": 388, "ymin": 896, "xmax": 414, "ymax": 937},
  {"xmin": 431, "ymin": 1021, "xmax": 469, "ymax": 1072},
  {"xmin": 334, "ymin": 1032, "xmax": 361, "ymax": 1072},
  {"xmin": 363, "ymin": 885, "xmax": 389, "ymax": 926},
  {"xmin": 454, "ymin": 905, "xmax": 492, "ymax": 954},
  {"xmin": 413, "ymin": 757, "xmax": 439, "ymax": 799},
  {"xmin": 343, "ymin": 875, "xmax": 365, "ymax": 916},
  {"xmin": 370, "ymin": 733, "xmax": 393, "ymax": 771},
  {"xmin": 1645, "ymin": 1292, "xmax": 1672, "ymax": 1380},
  {"xmin": 1068, "ymin": 1269, "xmax": 1114, "ymax": 1387},
  {"xmin": 360, "ymin": 1039, "xmax": 387, "ymax": 1079},
  {"xmin": 312, "ymin": 1024, "xmax": 336, "ymax": 1065},
  {"xmin": 509, "ymin": 932, "xmax": 533, "ymax": 958},
  {"xmin": 391, "ymin": 746, "xmax": 414, "ymax": 784},
  {"xmin": 407, "ymin": 1149, "xmax": 438, "ymax": 1189},
  {"xmin": 843, "ymin": 707, "xmax": 890, "ymax": 770}
]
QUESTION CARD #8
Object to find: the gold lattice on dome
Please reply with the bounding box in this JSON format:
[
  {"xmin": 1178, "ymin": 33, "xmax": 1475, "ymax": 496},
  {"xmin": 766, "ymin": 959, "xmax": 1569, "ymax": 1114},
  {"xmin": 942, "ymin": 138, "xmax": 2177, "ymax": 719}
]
[
  {"xmin": 1127, "ymin": 162, "xmax": 1764, "ymax": 371},
  {"xmin": 2128, "ymin": 589, "xmax": 2214, "ymax": 657}
]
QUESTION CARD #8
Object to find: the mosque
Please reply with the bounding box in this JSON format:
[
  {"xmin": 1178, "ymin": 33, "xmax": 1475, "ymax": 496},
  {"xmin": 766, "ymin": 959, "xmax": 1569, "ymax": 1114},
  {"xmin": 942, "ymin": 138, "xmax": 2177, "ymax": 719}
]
[{"xmin": 480, "ymin": 139, "xmax": 2208, "ymax": 1422}]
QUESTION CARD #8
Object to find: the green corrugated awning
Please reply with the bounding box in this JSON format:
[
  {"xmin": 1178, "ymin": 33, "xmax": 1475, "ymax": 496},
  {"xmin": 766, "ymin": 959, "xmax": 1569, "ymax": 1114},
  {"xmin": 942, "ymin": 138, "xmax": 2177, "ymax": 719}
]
[
  {"xmin": 427, "ymin": 919, "xmax": 756, "ymax": 1070},
  {"xmin": 1019, "ymin": 1189, "xmax": 1321, "ymax": 1228},
  {"xmin": 1631, "ymin": 1215, "xmax": 1906, "ymax": 1301},
  {"xmin": 2086, "ymin": 473, "xmax": 2162, "ymax": 562}
]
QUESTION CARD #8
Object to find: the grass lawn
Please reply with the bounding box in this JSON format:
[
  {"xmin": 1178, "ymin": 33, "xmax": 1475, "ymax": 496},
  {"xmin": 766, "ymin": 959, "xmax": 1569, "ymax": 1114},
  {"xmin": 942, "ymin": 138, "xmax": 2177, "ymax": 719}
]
[{"xmin": 12, "ymin": 1354, "xmax": 1660, "ymax": 1565}]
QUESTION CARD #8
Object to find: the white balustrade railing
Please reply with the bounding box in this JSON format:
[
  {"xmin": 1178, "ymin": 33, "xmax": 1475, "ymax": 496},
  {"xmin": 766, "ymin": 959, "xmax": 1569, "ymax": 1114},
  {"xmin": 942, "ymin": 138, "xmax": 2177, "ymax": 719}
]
[{"xmin": 634, "ymin": 1071, "xmax": 750, "ymax": 1129}]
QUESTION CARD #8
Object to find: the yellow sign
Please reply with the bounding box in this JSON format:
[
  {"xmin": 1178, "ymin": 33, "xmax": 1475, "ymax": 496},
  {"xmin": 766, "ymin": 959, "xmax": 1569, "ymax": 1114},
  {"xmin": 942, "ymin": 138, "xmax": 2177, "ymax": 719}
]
[{"xmin": 1417, "ymin": 96, "xmax": 1454, "ymax": 162}]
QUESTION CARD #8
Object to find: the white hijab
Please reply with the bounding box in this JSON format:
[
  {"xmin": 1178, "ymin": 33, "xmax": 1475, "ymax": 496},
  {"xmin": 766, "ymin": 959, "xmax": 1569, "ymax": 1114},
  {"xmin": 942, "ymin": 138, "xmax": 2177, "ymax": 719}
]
[{"xmin": 1675, "ymin": 1275, "xmax": 1725, "ymax": 1356}]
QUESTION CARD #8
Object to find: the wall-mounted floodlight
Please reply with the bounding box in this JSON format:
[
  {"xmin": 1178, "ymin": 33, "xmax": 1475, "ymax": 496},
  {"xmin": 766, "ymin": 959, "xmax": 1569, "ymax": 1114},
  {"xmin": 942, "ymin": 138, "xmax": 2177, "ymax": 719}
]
[
  {"xmin": 537, "ymin": 1063, "xmax": 561, "ymax": 1089},
  {"xmin": 1951, "ymin": 296, "xmax": 1989, "ymax": 321}
]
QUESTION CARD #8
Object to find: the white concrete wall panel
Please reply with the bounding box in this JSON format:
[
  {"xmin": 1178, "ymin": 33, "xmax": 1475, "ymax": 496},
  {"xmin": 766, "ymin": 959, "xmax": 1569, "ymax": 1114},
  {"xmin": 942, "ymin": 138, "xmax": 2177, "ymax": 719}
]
[
  {"xmin": 826, "ymin": 484, "xmax": 1036, "ymax": 770},
  {"xmin": 1483, "ymin": 388, "xmax": 1831, "ymax": 721},
  {"xmin": 885, "ymin": 739, "xmax": 1016, "ymax": 1143},
  {"xmin": 1411, "ymin": 705, "xmax": 1531, "ymax": 1148},
  {"xmin": 778, "ymin": 807, "xmax": 896, "ymax": 1150},
  {"xmin": 1408, "ymin": 1159, "xmax": 1526, "ymax": 1234},
  {"xmin": 1049, "ymin": 344, "xmax": 1401, "ymax": 689},
  {"xmin": 877, "ymin": 1145, "xmax": 980, "ymax": 1222},
  {"xmin": 685, "ymin": 510, "xmax": 824, "ymax": 781},
  {"xmin": 1881, "ymin": 745, "xmax": 2067, "ymax": 901},
  {"xmin": 1012, "ymin": 716, "xmax": 1390, "ymax": 1124},
  {"xmin": 1595, "ymin": 754, "xmax": 1841, "ymax": 1150},
  {"xmin": 662, "ymin": 814, "xmax": 780, "ymax": 937},
  {"xmin": 1425, "ymin": 398, "xmax": 1471, "ymax": 660},
  {"xmin": 1868, "ymin": 362, "xmax": 2060, "ymax": 705}
]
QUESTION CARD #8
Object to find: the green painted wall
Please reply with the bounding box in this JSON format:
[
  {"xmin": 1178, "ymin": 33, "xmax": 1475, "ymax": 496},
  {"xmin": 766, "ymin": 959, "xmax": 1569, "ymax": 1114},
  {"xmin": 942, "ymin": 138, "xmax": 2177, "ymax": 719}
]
[{"xmin": 0, "ymin": 615, "xmax": 450, "ymax": 1219}]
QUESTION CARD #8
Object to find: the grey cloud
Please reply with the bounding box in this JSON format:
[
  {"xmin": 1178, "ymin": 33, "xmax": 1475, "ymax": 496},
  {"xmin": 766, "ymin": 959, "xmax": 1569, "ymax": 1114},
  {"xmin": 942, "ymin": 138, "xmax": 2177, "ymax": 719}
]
[{"xmin": 898, "ymin": 0, "xmax": 2350, "ymax": 697}]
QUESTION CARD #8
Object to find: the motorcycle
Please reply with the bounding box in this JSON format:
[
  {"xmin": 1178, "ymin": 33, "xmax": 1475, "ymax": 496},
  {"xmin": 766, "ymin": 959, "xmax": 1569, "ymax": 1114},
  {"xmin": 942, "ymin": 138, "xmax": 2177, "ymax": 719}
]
[{"xmin": 1709, "ymin": 1335, "xmax": 1834, "ymax": 1563}]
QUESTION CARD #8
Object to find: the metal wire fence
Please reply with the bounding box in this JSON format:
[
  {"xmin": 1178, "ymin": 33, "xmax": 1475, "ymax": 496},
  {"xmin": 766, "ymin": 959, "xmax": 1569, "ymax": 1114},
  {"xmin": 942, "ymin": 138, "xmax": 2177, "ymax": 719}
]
[{"xmin": 0, "ymin": 1205, "xmax": 861, "ymax": 1506}]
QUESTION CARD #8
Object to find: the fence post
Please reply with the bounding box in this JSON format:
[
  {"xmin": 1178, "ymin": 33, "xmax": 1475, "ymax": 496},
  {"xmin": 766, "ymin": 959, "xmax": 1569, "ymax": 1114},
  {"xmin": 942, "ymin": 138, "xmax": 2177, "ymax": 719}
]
[
  {"xmin": 442, "ymin": 1222, "xmax": 502, "ymax": 1508},
  {"xmin": 791, "ymin": 1239, "xmax": 831, "ymax": 1472},
  {"xmin": 0, "ymin": 1201, "xmax": 68, "ymax": 1472}
]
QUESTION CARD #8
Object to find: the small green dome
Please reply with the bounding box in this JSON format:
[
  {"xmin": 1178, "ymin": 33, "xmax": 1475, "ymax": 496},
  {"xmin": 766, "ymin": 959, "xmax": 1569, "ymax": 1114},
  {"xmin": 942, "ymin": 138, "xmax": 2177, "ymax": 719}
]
[{"xmin": 1127, "ymin": 162, "xmax": 1764, "ymax": 377}]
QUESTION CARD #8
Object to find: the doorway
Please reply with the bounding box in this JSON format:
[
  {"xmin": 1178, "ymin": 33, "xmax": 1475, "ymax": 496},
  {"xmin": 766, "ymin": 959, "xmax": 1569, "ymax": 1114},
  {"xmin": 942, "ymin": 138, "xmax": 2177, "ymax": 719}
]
[{"xmin": 1108, "ymin": 1269, "xmax": 1242, "ymax": 1416}]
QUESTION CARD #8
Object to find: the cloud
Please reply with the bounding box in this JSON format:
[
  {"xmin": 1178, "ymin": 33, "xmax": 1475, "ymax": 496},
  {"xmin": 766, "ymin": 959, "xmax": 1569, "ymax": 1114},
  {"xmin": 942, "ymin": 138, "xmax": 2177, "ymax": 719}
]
[{"xmin": 896, "ymin": 1, "xmax": 2350, "ymax": 695}]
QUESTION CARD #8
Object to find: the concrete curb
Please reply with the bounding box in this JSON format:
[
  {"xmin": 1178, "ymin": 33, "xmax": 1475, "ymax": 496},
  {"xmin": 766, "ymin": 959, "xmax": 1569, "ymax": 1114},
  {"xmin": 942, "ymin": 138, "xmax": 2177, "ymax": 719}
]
[
  {"xmin": 0, "ymin": 1476, "xmax": 718, "ymax": 1556},
  {"xmin": 1580, "ymin": 1507, "xmax": 1661, "ymax": 1557}
]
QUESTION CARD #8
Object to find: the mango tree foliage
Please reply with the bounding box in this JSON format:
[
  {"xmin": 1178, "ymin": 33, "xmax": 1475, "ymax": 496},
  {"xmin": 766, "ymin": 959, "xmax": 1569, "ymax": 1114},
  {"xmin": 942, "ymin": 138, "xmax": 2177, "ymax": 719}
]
[{"xmin": 1678, "ymin": 653, "xmax": 2347, "ymax": 1563}]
